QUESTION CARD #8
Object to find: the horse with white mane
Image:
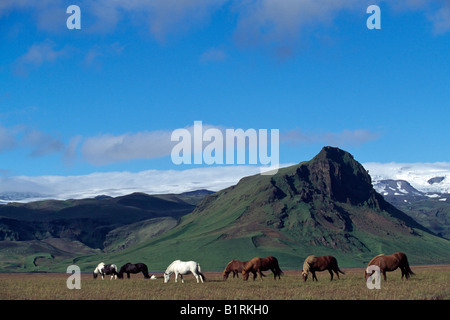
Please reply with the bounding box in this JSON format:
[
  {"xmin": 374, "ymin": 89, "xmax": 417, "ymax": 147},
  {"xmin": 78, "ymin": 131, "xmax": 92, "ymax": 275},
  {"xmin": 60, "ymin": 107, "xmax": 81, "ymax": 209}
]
[
  {"xmin": 93, "ymin": 262, "xmax": 118, "ymax": 280},
  {"xmin": 164, "ymin": 260, "xmax": 205, "ymax": 283}
]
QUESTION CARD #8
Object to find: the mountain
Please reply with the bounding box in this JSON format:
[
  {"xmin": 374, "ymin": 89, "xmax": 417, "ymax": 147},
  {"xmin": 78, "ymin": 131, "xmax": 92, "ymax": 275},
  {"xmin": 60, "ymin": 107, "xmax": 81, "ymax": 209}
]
[
  {"xmin": 67, "ymin": 147, "xmax": 450, "ymax": 272},
  {"xmin": 365, "ymin": 162, "xmax": 450, "ymax": 194},
  {"xmin": 373, "ymin": 179, "xmax": 426, "ymax": 198},
  {"xmin": 372, "ymin": 180, "xmax": 449, "ymax": 239},
  {"xmin": 0, "ymin": 192, "xmax": 199, "ymax": 271},
  {"xmin": 371, "ymin": 179, "xmax": 450, "ymax": 239}
]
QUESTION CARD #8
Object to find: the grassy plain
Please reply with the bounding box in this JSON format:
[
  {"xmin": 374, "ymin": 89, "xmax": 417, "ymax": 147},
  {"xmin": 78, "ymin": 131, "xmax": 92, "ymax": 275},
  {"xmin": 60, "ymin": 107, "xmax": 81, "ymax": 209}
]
[{"xmin": 0, "ymin": 265, "xmax": 448, "ymax": 300}]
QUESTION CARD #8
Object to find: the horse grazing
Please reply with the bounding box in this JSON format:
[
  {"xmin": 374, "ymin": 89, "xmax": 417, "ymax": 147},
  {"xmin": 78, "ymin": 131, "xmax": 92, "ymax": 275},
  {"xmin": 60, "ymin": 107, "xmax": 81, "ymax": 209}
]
[
  {"xmin": 242, "ymin": 256, "xmax": 283, "ymax": 281},
  {"xmin": 117, "ymin": 262, "xmax": 150, "ymax": 279},
  {"xmin": 223, "ymin": 259, "xmax": 248, "ymax": 280},
  {"xmin": 301, "ymin": 255, "xmax": 345, "ymax": 282},
  {"xmin": 164, "ymin": 260, "xmax": 205, "ymax": 283},
  {"xmin": 93, "ymin": 262, "xmax": 118, "ymax": 280},
  {"xmin": 365, "ymin": 252, "xmax": 414, "ymax": 281}
]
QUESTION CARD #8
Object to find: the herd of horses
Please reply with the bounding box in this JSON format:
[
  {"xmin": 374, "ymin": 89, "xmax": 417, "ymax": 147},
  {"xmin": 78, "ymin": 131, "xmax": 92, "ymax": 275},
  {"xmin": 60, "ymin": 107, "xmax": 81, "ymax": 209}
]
[{"xmin": 93, "ymin": 252, "xmax": 415, "ymax": 283}]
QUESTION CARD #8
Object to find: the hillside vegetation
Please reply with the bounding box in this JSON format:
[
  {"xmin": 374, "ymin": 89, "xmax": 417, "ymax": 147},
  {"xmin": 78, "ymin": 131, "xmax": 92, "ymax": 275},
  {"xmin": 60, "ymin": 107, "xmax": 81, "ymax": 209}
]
[{"xmin": 50, "ymin": 147, "xmax": 450, "ymax": 273}]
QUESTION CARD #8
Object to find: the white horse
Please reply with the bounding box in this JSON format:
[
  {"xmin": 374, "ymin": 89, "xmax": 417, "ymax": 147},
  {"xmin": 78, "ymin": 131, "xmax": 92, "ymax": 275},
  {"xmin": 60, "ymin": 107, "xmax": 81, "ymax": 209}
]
[
  {"xmin": 93, "ymin": 262, "xmax": 118, "ymax": 280},
  {"xmin": 164, "ymin": 260, "xmax": 205, "ymax": 283}
]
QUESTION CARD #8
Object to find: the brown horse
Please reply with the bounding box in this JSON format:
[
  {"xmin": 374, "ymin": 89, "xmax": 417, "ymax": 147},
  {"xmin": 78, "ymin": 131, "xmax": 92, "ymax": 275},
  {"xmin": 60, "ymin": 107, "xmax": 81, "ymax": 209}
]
[
  {"xmin": 364, "ymin": 252, "xmax": 414, "ymax": 281},
  {"xmin": 302, "ymin": 255, "xmax": 345, "ymax": 282},
  {"xmin": 223, "ymin": 260, "xmax": 248, "ymax": 280},
  {"xmin": 242, "ymin": 256, "xmax": 283, "ymax": 281}
]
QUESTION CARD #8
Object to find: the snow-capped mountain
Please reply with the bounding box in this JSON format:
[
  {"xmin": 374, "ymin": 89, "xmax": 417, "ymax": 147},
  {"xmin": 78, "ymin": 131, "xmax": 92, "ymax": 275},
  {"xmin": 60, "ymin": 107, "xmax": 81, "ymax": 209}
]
[
  {"xmin": 372, "ymin": 179, "xmax": 425, "ymax": 197},
  {"xmin": 364, "ymin": 162, "xmax": 450, "ymax": 195}
]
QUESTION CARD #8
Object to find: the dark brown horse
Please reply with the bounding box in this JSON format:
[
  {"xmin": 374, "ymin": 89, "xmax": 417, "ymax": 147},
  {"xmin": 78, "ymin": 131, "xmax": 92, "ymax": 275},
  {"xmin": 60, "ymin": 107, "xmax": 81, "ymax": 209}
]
[
  {"xmin": 223, "ymin": 260, "xmax": 248, "ymax": 280},
  {"xmin": 242, "ymin": 256, "xmax": 283, "ymax": 281},
  {"xmin": 302, "ymin": 255, "xmax": 345, "ymax": 282},
  {"xmin": 117, "ymin": 262, "xmax": 150, "ymax": 279},
  {"xmin": 364, "ymin": 252, "xmax": 414, "ymax": 281}
]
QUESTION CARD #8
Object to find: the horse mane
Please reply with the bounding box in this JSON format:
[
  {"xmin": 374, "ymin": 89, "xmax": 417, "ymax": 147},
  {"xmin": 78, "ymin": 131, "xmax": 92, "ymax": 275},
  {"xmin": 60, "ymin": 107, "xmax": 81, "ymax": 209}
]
[
  {"xmin": 165, "ymin": 260, "xmax": 181, "ymax": 273},
  {"xmin": 368, "ymin": 254, "xmax": 384, "ymax": 266},
  {"xmin": 224, "ymin": 260, "xmax": 234, "ymax": 272},
  {"xmin": 243, "ymin": 257, "xmax": 260, "ymax": 272},
  {"xmin": 94, "ymin": 262, "xmax": 105, "ymax": 273},
  {"xmin": 303, "ymin": 255, "xmax": 317, "ymax": 273}
]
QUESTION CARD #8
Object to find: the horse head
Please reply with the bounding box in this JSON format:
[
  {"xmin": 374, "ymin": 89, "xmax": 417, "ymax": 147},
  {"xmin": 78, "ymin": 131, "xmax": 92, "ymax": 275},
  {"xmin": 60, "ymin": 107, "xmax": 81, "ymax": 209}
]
[
  {"xmin": 163, "ymin": 272, "xmax": 170, "ymax": 283},
  {"xmin": 241, "ymin": 270, "xmax": 250, "ymax": 281},
  {"xmin": 364, "ymin": 267, "xmax": 377, "ymax": 281},
  {"xmin": 301, "ymin": 270, "xmax": 308, "ymax": 282}
]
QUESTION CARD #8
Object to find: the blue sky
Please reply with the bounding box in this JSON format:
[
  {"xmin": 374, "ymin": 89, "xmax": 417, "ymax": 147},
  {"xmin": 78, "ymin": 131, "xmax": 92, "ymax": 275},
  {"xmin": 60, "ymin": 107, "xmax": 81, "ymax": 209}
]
[{"xmin": 0, "ymin": 0, "xmax": 449, "ymax": 197}]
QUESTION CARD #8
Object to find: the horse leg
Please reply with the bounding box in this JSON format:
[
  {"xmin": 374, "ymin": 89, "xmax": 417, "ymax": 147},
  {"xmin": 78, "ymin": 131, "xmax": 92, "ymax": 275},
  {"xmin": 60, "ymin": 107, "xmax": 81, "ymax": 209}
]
[
  {"xmin": 401, "ymin": 267, "xmax": 408, "ymax": 280},
  {"xmin": 127, "ymin": 272, "xmax": 130, "ymax": 279},
  {"xmin": 180, "ymin": 274, "xmax": 184, "ymax": 284},
  {"xmin": 334, "ymin": 269, "xmax": 340, "ymax": 280},
  {"xmin": 382, "ymin": 270, "xmax": 387, "ymax": 281},
  {"xmin": 271, "ymin": 269, "xmax": 276, "ymax": 280},
  {"xmin": 312, "ymin": 271, "xmax": 318, "ymax": 282},
  {"xmin": 328, "ymin": 269, "xmax": 334, "ymax": 281}
]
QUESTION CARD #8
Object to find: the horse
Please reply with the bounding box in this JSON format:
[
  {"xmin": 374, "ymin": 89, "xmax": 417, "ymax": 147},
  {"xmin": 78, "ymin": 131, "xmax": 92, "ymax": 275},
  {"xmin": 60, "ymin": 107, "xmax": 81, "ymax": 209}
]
[
  {"xmin": 117, "ymin": 262, "xmax": 150, "ymax": 279},
  {"xmin": 242, "ymin": 256, "xmax": 283, "ymax": 281},
  {"xmin": 223, "ymin": 259, "xmax": 248, "ymax": 280},
  {"xmin": 301, "ymin": 255, "xmax": 345, "ymax": 282},
  {"xmin": 364, "ymin": 252, "xmax": 414, "ymax": 281},
  {"xmin": 164, "ymin": 260, "xmax": 205, "ymax": 283},
  {"xmin": 93, "ymin": 262, "xmax": 118, "ymax": 280}
]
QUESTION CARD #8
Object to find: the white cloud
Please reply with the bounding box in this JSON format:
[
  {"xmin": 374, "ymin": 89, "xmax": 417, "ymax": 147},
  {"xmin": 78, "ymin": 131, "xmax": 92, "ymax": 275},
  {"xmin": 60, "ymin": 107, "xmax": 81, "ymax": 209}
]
[
  {"xmin": 3, "ymin": 1, "xmax": 450, "ymax": 52},
  {"xmin": 23, "ymin": 129, "xmax": 65, "ymax": 157},
  {"xmin": 0, "ymin": 124, "xmax": 65, "ymax": 157},
  {"xmin": 429, "ymin": 1, "xmax": 450, "ymax": 34},
  {"xmin": 85, "ymin": 0, "xmax": 228, "ymax": 40},
  {"xmin": 81, "ymin": 130, "xmax": 174, "ymax": 165},
  {"xmin": 199, "ymin": 47, "xmax": 229, "ymax": 63},
  {"xmin": 0, "ymin": 125, "xmax": 17, "ymax": 152},
  {"xmin": 233, "ymin": 0, "xmax": 360, "ymax": 47},
  {"xmin": 13, "ymin": 39, "xmax": 70, "ymax": 76},
  {"xmin": 0, "ymin": 165, "xmax": 268, "ymax": 201}
]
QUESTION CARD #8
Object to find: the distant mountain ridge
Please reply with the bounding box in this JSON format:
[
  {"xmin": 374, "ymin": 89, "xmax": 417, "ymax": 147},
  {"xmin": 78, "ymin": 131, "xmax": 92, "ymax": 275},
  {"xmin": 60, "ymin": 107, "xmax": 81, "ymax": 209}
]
[{"xmin": 0, "ymin": 191, "xmax": 203, "ymax": 271}]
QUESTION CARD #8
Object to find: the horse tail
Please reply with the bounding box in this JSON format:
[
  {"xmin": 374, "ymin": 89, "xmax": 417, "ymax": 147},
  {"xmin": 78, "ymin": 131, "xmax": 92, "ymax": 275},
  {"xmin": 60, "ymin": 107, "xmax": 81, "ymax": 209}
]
[
  {"xmin": 197, "ymin": 263, "xmax": 206, "ymax": 281},
  {"xmin": 275, "ymin": 262, "xmax": 284, "ymax": 276},
  {"xmin": 338, "ymin": 268, "xmax": 345, "ymax": 275},
  {"xmin": 143, "ymin": 264, "xmax": 151, "ymax": 279},
  {"xmin": 403, "ymin": 255, "xmax": 415, "ymax": 278}
]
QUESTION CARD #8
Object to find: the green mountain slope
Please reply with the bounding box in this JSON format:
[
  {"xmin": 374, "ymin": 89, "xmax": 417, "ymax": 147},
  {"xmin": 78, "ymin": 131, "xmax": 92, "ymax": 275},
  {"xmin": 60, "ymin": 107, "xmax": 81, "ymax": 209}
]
[
  {"xmin": 65, "ymin": 147, "xmax": 450, "ymax": 272},
  {"xmin": 0, "ymin": 192, "xmax": 196, "ymax": 271}
]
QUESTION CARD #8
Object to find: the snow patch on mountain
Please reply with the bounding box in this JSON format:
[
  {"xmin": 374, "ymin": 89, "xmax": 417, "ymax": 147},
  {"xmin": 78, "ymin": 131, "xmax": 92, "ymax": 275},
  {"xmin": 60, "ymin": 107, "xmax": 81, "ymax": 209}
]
[{"xmin": 363, "ymin": 162, "xmax": 450, "ymax": 194}]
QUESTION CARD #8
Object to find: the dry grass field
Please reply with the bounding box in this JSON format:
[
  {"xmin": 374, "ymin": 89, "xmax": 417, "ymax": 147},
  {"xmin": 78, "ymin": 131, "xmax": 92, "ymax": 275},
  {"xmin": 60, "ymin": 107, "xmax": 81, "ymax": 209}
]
[{"xmin": 0, "ymin": 265, "xmax": 449, "ymax": 300}]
